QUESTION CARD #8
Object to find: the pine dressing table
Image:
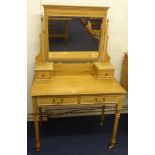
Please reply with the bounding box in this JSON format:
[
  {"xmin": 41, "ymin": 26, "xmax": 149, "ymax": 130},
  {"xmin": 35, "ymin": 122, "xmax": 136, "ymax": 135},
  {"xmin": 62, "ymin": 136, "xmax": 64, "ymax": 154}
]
[{"xmin": 30, "ymin": 5, "xmax": 127, "ymax": 152}]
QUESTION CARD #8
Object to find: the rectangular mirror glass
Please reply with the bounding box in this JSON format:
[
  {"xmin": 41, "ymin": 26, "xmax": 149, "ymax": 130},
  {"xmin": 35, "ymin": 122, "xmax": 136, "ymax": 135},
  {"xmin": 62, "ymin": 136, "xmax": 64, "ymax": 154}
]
[{"xmin": 48, "ymin": 17, "xmax": 102, "ymax": 52}]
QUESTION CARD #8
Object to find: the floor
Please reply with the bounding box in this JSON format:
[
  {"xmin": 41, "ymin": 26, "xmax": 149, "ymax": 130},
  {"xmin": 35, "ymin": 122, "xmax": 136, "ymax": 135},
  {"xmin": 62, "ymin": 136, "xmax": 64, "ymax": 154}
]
[{"xmin": 27, "ymin": 114, "xmax": 128, "ymax": 155}]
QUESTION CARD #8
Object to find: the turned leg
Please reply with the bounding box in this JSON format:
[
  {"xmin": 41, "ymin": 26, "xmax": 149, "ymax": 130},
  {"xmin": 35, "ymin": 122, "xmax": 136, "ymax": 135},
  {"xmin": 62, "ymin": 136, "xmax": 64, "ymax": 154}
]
[
  {"xmin": 109, "ymin": 108, "xmax": 120, "ymax": 149},
  {"xmin": 109, "ymin": 95, "xmax": 125, "ymax": 149},
  {"xmin": 32, "ymin": 97, "xmax": 40, "ymax": 151},
  {"xmin": 100, "ymin": 105, "xmax": 105, "ymax": 126}
]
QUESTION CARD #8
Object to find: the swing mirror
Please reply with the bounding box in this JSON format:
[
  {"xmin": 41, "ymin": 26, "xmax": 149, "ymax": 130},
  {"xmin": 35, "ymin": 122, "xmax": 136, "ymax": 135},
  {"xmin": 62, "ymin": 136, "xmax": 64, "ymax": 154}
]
[{"xmin": 42, "ymin": 5, "xmax": 109, "ymax": 61}]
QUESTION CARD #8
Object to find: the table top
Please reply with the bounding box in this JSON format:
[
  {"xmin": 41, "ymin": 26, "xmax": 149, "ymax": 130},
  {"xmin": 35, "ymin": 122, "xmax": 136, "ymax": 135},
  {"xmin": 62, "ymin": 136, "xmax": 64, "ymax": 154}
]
[
  {"xmin": 94, "ymin": 62, "xmax": 115, "ymax": 70},
  {"xmin": 30, "ymin": 75, "xmax": 126, "ymax": 96}
]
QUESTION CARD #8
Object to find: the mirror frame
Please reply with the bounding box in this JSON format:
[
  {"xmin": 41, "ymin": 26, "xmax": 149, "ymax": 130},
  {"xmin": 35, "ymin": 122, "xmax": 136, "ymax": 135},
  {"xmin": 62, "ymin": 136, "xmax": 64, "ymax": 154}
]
[{"xmin": 39, "ymin": 5, "xmax": 109, "ymax": 62}]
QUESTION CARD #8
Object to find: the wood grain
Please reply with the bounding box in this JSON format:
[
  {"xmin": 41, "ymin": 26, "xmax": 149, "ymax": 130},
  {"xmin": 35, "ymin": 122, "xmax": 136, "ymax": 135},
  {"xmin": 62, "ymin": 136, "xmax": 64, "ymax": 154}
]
[{"xmin": 30, "ymin": 75, "xmax": 126, "ymax": 96}]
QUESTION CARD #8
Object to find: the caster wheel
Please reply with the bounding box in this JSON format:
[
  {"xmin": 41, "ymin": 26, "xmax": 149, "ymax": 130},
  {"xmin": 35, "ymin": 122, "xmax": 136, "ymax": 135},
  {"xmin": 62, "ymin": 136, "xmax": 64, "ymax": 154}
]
[
  {"xmin": 109, "ymin": 144, "xmax": 115, "ymax": 149},
  {"xmin": 35, "ymin": 147, "xmax": 40, "ymax": 152}
]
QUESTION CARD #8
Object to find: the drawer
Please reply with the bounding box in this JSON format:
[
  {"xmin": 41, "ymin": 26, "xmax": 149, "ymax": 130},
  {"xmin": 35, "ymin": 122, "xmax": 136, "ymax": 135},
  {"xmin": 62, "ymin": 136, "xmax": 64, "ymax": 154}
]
[
  {"xmin": 93, "ymin": 62, "xmax": 115, "ymax": 79},
  {"xmin": 99, "ymin": 71, "xmax": 113, "ymax": 77},
  {"xmin": 35, "ymin": 71, "xmax": 50, "ymax": 79},
  {"xmin": 80, "ymin": 95, "xmax": 118, "ymax": 104},
  {"xmin": 37, "ymin": 96, "xmax": 78, "ymax": 105}
]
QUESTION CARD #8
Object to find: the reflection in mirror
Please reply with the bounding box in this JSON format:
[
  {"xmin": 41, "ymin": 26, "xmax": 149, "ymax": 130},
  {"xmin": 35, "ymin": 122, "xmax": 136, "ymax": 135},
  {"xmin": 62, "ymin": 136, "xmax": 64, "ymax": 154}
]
[{"xmin": 48, "ymin": 17, "xmax": 102, "ymax": 52}]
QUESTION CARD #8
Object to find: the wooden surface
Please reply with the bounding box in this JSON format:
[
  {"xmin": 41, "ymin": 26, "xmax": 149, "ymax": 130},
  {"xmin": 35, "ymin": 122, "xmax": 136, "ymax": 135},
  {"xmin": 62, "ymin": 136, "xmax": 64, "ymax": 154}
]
[
  {"xmin": 35, "ymin": 63, "xmax": 53, "ymax": 71},
  {"xmin": 43, "ymin": 5, "xmax": 109, "ymax": 18},
  {"xmin": 53, "ymin": 62, "xmax": 93, "ymax": 75},
  {"xmin": 94, "ymin": 62, "xmax": 115, "ymax": 70},
  {"xmin": 48, "ymin": 17, "xmax": 72, "ymax": 20},
  {"xmin": 35, "ymin": 71, "xmax": 51, "ymax": 79},
  {"xmin": 48, "ymin": 52, "xmax": 98, "ymax": 61},
  {"xmin": 98, "ymin": 14, "xmax": 106, "ymax": 61},
  {"xmin": 30, "ymin": 75, "xmax": 126, "ymax": 96}
]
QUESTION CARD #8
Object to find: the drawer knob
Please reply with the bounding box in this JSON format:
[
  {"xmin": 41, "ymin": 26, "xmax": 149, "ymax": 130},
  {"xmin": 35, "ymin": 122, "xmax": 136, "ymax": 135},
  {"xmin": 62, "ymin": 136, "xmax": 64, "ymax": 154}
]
[
  {"xmin": 95, "ymin": 98, "xmax": 98, "ymax": 101},
  {"xmin": 42, "ymin": 74, "xmax": 45, "ymax": 77},
  {"xmin": 61, "ymin": 99, "xmax": 64, "ymax": 102},
  {"xmin": 53, "ymin": 99, "xmax": 55, "ymax": 102},
  {"xmin": 102, "ymin": 98, "xmax": 105, "ymax": 101},
  {"xmin": 105, "ymin": 73, "xmax": 108, "ymax": 76}
]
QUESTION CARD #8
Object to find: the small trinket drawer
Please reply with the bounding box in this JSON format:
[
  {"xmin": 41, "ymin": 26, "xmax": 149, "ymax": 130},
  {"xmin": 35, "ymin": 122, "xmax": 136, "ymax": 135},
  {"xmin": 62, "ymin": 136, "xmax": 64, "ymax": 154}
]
[
  {"xmin": 93, "ymin": 62, "xmax": 115, "ymax": 79},
  {"xmin": 34, "ymin": 63, "xmax": 53, "ymax": 79}
]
